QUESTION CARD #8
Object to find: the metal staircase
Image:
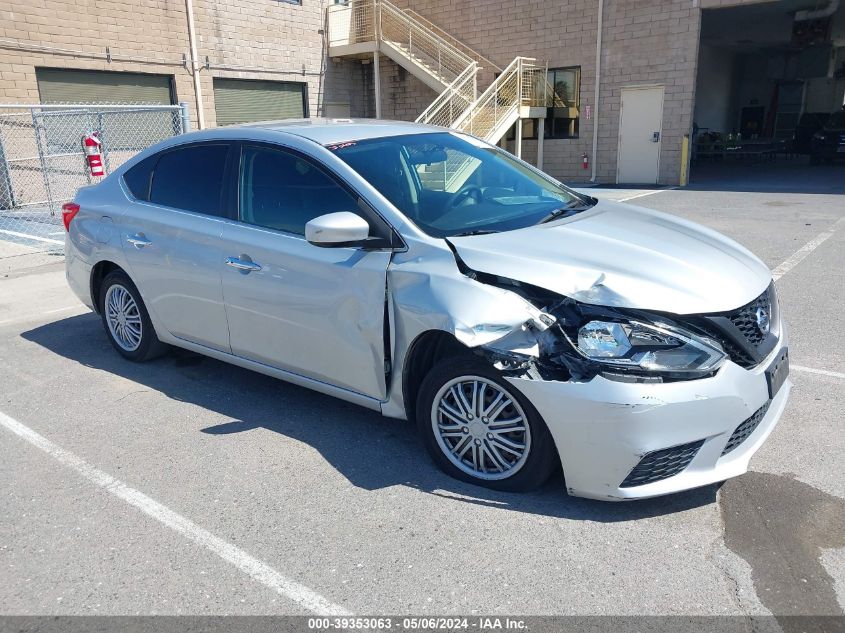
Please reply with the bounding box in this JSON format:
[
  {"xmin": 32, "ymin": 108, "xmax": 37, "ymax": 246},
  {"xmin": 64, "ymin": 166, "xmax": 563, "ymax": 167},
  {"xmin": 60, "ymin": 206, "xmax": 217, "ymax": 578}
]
[{"xmin": 327, "ymin": 0, "xmax": 560, "ymax": 149}]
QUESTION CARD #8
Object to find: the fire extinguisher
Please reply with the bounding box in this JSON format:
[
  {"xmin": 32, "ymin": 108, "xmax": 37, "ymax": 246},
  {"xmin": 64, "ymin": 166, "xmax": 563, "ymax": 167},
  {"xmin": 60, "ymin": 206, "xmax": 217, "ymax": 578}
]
[
  {"xmin": 582, "ymin": 152, "xmax": 589, "ymax": 170},
  {"xmin": 82, "ymin": 132, "xmax": 104, "ymax": 177}
]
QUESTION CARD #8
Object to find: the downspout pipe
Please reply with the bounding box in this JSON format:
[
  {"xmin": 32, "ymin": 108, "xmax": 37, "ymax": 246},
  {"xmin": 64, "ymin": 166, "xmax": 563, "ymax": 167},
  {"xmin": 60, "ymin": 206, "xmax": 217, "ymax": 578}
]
[
  {"xmin": 185, "ymin": 0, "xmax": 206, "ymax": 130},
  {"xmin": 590, "ymin": 0, "xmax": 603, "ymax": 183}
]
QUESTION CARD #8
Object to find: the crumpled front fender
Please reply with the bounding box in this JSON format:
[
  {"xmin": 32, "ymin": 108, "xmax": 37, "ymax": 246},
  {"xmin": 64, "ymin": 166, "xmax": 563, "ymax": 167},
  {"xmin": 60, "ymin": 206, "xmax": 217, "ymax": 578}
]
[{"xmin": 381, "ymin": 241, "xmax": 552, "ymax": 419}]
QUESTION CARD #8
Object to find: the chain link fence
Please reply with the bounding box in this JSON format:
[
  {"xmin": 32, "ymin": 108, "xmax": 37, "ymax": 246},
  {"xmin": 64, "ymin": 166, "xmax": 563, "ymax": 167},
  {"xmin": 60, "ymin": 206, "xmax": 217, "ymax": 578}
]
[{"xmin": 0, "ymin": 103, "xmax": 189, "ymax": 252}]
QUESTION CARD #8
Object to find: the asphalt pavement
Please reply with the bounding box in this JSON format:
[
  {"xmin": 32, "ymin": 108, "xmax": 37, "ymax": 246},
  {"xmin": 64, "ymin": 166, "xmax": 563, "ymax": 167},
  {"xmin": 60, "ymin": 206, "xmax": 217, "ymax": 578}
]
[{"xmin": 0, "ymin": 175, "xmax": 842, "ymax": 624}]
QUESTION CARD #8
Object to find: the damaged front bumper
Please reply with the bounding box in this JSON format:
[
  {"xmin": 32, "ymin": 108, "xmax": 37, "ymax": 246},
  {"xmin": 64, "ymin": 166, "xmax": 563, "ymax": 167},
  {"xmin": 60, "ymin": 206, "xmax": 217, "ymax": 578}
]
[{"xmin": 505, "ymin": 337, "xmax": 791, "ymax": 501}]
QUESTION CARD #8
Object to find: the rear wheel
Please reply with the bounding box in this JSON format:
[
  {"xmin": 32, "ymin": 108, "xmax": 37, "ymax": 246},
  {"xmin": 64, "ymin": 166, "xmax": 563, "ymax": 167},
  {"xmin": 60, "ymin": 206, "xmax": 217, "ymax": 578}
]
[
  {"xmin": 99, "ymin": 270, "xmax": 167, "ymax": 361},
  {"xmin": 416, "ymin": 358, "xmax": 557, "ymax": 492}
]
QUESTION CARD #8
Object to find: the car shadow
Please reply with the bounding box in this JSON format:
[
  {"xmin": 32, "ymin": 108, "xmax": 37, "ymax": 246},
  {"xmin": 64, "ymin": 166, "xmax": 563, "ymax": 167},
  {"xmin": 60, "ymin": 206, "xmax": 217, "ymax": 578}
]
[{"xmin": 22, "ymin": 313, "xmax": 719, "ymax": 522}]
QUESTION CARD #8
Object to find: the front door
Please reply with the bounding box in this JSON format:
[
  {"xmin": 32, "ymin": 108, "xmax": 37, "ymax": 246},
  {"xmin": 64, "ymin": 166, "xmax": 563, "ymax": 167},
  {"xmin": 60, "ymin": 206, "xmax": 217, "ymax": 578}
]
[
  {"xmin": 617, "ymin": 85, "xmax": 664, "ymax": 184},
  {"xmin": 220, "ymin": 143, "xmax": 392, "ymax": 400}
]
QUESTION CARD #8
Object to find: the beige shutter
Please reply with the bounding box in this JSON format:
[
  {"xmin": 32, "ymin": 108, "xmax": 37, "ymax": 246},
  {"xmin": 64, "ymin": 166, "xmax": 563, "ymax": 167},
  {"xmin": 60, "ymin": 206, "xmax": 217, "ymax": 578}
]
[
  {"xmin": 36, "ymin": 68, "xmax": 173, "ymax": 104},
  {"xmin": 213, "ymin": 78, "xmax": 305, "ymax": 126}
]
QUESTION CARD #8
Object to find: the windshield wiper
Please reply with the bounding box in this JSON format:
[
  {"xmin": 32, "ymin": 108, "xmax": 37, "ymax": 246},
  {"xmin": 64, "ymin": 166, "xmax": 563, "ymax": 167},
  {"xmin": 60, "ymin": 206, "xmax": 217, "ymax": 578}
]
[
  {"xmin": 538, "ymin": 197, "xmax": 597, "ymax": 224},
  {"xmin": 450, "ymin": 229, "xmax": 500, "ymax": 237}
]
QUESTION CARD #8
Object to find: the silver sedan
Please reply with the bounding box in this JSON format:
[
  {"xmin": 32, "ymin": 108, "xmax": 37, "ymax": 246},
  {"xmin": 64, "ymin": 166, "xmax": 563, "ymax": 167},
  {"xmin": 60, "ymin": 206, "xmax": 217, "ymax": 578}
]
[{"xmin": 63, "ymin": 120, "xmax": 790, "ymax": 500}]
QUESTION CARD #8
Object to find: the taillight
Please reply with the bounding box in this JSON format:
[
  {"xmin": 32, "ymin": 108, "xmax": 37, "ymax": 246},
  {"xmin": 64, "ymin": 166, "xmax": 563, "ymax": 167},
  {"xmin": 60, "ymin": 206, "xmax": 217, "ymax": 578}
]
[{"xmin": 61, "ymin": 202, "xmax": 80, "ymax": 232}]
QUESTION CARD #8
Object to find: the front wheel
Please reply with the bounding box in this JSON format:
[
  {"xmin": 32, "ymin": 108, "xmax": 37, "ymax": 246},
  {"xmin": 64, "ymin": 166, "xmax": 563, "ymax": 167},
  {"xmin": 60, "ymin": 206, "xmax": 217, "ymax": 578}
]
[
  {"xmin": 416, "ymin": 358, "xmax": 558, "ymax": 492},
  {"xmin": 99, "ymin": 270, "xmax": 168, "ymax": 362}
]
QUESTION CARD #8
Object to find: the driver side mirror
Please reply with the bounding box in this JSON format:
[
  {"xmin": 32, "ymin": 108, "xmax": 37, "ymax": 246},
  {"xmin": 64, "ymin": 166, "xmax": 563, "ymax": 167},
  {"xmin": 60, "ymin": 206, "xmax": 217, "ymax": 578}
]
[{"xmin": 305, "ymin": 212, "xmax": 371, "ymax": 248}]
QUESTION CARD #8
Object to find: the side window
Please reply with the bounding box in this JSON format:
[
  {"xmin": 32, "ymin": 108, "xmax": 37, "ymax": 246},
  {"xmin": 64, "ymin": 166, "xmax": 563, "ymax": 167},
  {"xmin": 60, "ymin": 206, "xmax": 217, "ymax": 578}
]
[
  {"xmin": 149, "ymin": 144, "xmax": 229, "ymax": 216},
  {"xmin": 123, "ymin": 155, "xmax": 157, "ymax": 201},
  {"xmin": 239, "ymin": 145, "xmax": 360, "ymax": 236}
]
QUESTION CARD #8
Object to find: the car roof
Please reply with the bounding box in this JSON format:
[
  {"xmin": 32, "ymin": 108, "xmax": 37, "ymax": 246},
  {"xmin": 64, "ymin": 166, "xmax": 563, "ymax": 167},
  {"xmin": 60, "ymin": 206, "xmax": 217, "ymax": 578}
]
[
  {"xmin": 234, "ymin": 118, "xmax": 444, "ymax": 145},
  {"xmin": 114, "ymin": 119, "xmax": 452, "ymax": 178}
]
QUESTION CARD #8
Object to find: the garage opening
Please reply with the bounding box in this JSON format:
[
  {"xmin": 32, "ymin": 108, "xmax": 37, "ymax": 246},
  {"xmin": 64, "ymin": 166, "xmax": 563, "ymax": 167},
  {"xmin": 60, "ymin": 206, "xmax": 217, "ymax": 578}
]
[
  {"xmin": 692, "ymin": 0, "xmax": 845, "ymax": 192},
  {"xmin": 35, "ymin": 68, "xmax": 176, "ymax": 104},
  {"xmin": 212, "ymin": 78, "xmax": 307, "ymax": 126}
]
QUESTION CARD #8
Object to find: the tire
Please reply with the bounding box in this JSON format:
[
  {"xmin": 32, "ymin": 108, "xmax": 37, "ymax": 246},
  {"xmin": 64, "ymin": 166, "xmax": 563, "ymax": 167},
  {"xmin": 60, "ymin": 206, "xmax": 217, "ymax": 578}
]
[
  {"xmin": 809, "ymin": 154, "xmax": 821, "ymax": 165},
  {"xmin": 99, "ymin": 270, "xmax": 168, "ymax": 362},
  {"xmin": 416, "ymin": 357, "xmax": 558, "ymax": 492}
]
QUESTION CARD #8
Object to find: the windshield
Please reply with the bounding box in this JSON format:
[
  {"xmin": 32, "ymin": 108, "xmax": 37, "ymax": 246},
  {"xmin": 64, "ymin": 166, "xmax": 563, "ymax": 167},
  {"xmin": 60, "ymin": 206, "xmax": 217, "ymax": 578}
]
[{"xmin": 329, "ymin": 132, "xmax": 591, "ymax": 238}]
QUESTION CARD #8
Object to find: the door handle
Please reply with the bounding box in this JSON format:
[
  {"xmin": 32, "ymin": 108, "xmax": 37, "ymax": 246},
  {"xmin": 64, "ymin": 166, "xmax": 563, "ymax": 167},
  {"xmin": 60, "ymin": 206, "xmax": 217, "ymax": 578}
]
[
  {"xmin": 127, "ymin": 233, "xmax": 152, "ymax": 248},
  {"xmin": 225, "ymin": 256, "xmax": 262, "ymax": 272}
]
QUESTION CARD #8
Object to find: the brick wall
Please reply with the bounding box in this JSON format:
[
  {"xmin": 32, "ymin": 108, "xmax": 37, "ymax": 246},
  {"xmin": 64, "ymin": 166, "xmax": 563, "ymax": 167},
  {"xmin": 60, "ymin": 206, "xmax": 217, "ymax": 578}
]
[
  {"xmin": 2, "ymin": 0, "xmax": 785, "ymax": 183},
  {"xmin": 599, "ymin": 0, "xmax": 701, "ymax": 184},
  {"xmin": 0, "ymin": 0, "xmax": 367, "ymax": 127}
]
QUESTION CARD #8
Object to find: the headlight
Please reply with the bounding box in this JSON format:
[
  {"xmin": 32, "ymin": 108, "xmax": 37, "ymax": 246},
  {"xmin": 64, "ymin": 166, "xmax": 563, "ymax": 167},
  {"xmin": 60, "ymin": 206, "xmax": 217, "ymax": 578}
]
[
  {"xmin": 813, "ymin": 132, "xmax": 827, "ymax": 141},
  {"xmin": 576, "ymin": 320, "xmax": 725, "ymax": 374}
]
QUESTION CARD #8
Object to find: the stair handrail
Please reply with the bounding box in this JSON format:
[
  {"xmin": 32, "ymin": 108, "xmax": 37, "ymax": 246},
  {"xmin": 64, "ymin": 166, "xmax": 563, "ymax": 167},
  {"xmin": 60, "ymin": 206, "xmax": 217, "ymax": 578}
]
[
  {"xmin": 327, "ymin": 3, "xmax": 564, "ymax": 146},
  {"xmin": 415, "ymin": 61, "xmax": 478, "ymax": 128},
  {"xmin": 377, "ymin": 0, "xmax": 477, "ymax": 85},
  {"xmin": 402, "ymin": 8, "xmax": 501, "ymax": 73},
  {"xmin": 459, "ymin": 56, "xmax": 527, "ymax": 139}
]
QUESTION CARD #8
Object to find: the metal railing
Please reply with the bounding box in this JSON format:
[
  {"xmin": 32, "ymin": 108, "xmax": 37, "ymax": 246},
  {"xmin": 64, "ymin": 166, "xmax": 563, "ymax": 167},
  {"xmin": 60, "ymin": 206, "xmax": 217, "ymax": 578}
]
[
  {"xmin": 458, "ymin": 58, "xmax": 564, "ymax": 141},
  {"xmin": 328, "ymin": 0, "xmax": 476, "ymax": 87},
  {"xmin": 460, "ymin": 57, "xmax": 525, "ymax": 141},
  {"xmin": 402, "ymin": 9, "xmax": 501, "ymax": 74},
  {"xmin": 326, "ymin": 3, "xmax": 564, "ymax": 148},
  {"xmin": 0, "ymin": 102, "xmax": 188, "ymax": 251},
  {"xmin": 327, "ymin": 0, "xmax": 376, "ymax": 47},
  {"xmin": 415, "ymin": 62, "xmax": 478, "ymax": 129},
  {"xmin": 378, "ymin": 0, "xmax": 476, "ymax": 86}
]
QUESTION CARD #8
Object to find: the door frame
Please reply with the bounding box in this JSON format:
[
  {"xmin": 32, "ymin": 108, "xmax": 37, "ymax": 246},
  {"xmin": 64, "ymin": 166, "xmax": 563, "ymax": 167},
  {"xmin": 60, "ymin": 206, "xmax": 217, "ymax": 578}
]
[{"xmin": 616, "ymin": 84, "xmax": 665, "ymax": 185}]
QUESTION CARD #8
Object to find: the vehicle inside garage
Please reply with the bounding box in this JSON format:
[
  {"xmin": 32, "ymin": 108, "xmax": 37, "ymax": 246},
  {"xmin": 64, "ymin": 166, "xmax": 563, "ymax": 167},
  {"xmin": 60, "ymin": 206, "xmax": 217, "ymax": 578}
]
[{"xmin": 692, "ymin": 0, "xmax": 845, "ymax": 191}]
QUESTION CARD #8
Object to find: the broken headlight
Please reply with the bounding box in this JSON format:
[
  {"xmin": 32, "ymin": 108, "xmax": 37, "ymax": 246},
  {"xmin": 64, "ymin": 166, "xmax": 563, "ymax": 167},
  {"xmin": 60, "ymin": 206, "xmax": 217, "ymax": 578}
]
[{"xmin": 575, "ymin": 320, "xmax": 726, "ymax": 374}]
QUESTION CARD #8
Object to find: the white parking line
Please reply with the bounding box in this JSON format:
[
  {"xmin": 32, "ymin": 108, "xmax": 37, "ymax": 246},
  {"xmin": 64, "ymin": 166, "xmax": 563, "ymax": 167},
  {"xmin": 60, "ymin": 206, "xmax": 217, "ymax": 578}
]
[
  {"xmin": 792, "ymin": 365, "xmax": 845, "ymax": 380},
  {"xmin": 0, "ymin": 306, "xmax": 85, "ymax": 327},
  {"xmin": 772, "ymin": 217, "xmax": 844, "ymax": 281},
  {"xmin": 0, "ymin": 229, "xmax": 64, "ymax": 245},
  {"xmin": 0, "ymin": 410, "xmax": 352, "ymax": 616},
  {"xmin": 618, "ymin": 187, "xmax": 677, "ymax": 202}
]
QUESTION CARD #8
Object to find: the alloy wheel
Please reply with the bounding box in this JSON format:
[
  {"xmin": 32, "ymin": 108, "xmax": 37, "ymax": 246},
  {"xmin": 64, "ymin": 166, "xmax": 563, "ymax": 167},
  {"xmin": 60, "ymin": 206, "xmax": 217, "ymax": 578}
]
[
  {"xmin": 430, "ymin": 376, "xmax": 531, "ymax": 480},
  {"xmin": 104, "ymin": 283, "xmax": 143, "ymax": 352}
]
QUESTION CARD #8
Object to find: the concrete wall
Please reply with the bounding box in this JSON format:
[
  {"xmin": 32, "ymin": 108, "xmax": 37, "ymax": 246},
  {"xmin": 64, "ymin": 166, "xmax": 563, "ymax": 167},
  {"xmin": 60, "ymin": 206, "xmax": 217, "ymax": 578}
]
[{"xmin": 0, "ymin": 0, "xmax": 368, "ymax": 127}]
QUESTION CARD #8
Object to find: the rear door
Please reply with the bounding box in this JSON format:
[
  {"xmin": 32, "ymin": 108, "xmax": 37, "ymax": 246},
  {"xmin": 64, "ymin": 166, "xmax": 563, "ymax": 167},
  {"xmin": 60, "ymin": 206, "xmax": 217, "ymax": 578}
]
[
  {"xmin": 120, "ymin": 142, "xmax": 233, "ymax": 352},
  {"xmin": 219, "ymin": 143, "xmax": 392, "ymax": 399}
]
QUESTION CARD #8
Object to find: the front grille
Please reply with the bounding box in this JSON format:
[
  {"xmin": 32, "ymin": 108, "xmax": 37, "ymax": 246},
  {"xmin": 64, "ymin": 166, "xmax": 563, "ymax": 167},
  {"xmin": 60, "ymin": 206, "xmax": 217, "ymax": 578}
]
[
  {"xmin": 719, "ymin": 337, "xmax": 756, "ymax": 369},
  {"xmin": 721, "ymin": 401, "xmax": 771, "ymax": 456},
  {"xmin": 727, "ymin": 287, "xmax": 772, "ymax": 346},
  {"xmin": 620, "ymin": 439, "xmax": 704, "ymax": 488},
  {"xmin": 695, "ymin": 283, "xmax": 779, "ymax": 369}
]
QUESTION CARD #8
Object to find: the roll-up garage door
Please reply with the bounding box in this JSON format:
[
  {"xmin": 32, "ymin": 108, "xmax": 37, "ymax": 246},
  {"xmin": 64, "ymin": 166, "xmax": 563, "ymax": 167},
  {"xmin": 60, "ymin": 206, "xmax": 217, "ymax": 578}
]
[
  {"xmin": 35, "ymin": 68, "xmax": 174, "ymax": 104},
  {"xmin": 213, "ymin": 78, "xmax": 306, "ymax": 126}
]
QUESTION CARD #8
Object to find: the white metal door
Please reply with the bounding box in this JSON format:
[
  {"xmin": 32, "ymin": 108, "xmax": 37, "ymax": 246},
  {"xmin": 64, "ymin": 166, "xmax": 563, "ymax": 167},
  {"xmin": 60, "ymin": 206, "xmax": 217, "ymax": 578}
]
[{"xmin": 617, "ymin": 86, "xmax": 664, "ymax": 184}]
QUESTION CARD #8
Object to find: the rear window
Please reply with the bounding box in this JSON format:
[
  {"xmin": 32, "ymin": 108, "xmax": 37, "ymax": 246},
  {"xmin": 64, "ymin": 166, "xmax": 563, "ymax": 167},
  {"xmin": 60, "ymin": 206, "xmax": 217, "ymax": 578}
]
[
  {"xmin": 122, "ymin": 155, "xmax": 157, "ymax": 201},
  {"xmin": 149, "ymin": 144, "xmax": 229, "ymax": 216}
]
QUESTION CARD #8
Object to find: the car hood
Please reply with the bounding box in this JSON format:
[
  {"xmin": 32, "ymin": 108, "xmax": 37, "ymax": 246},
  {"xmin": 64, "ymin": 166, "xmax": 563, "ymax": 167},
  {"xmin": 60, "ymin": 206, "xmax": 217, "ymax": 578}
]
[{"xmin": 447, "ymin": 200, "xmax": 771, "ymax": 314}]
